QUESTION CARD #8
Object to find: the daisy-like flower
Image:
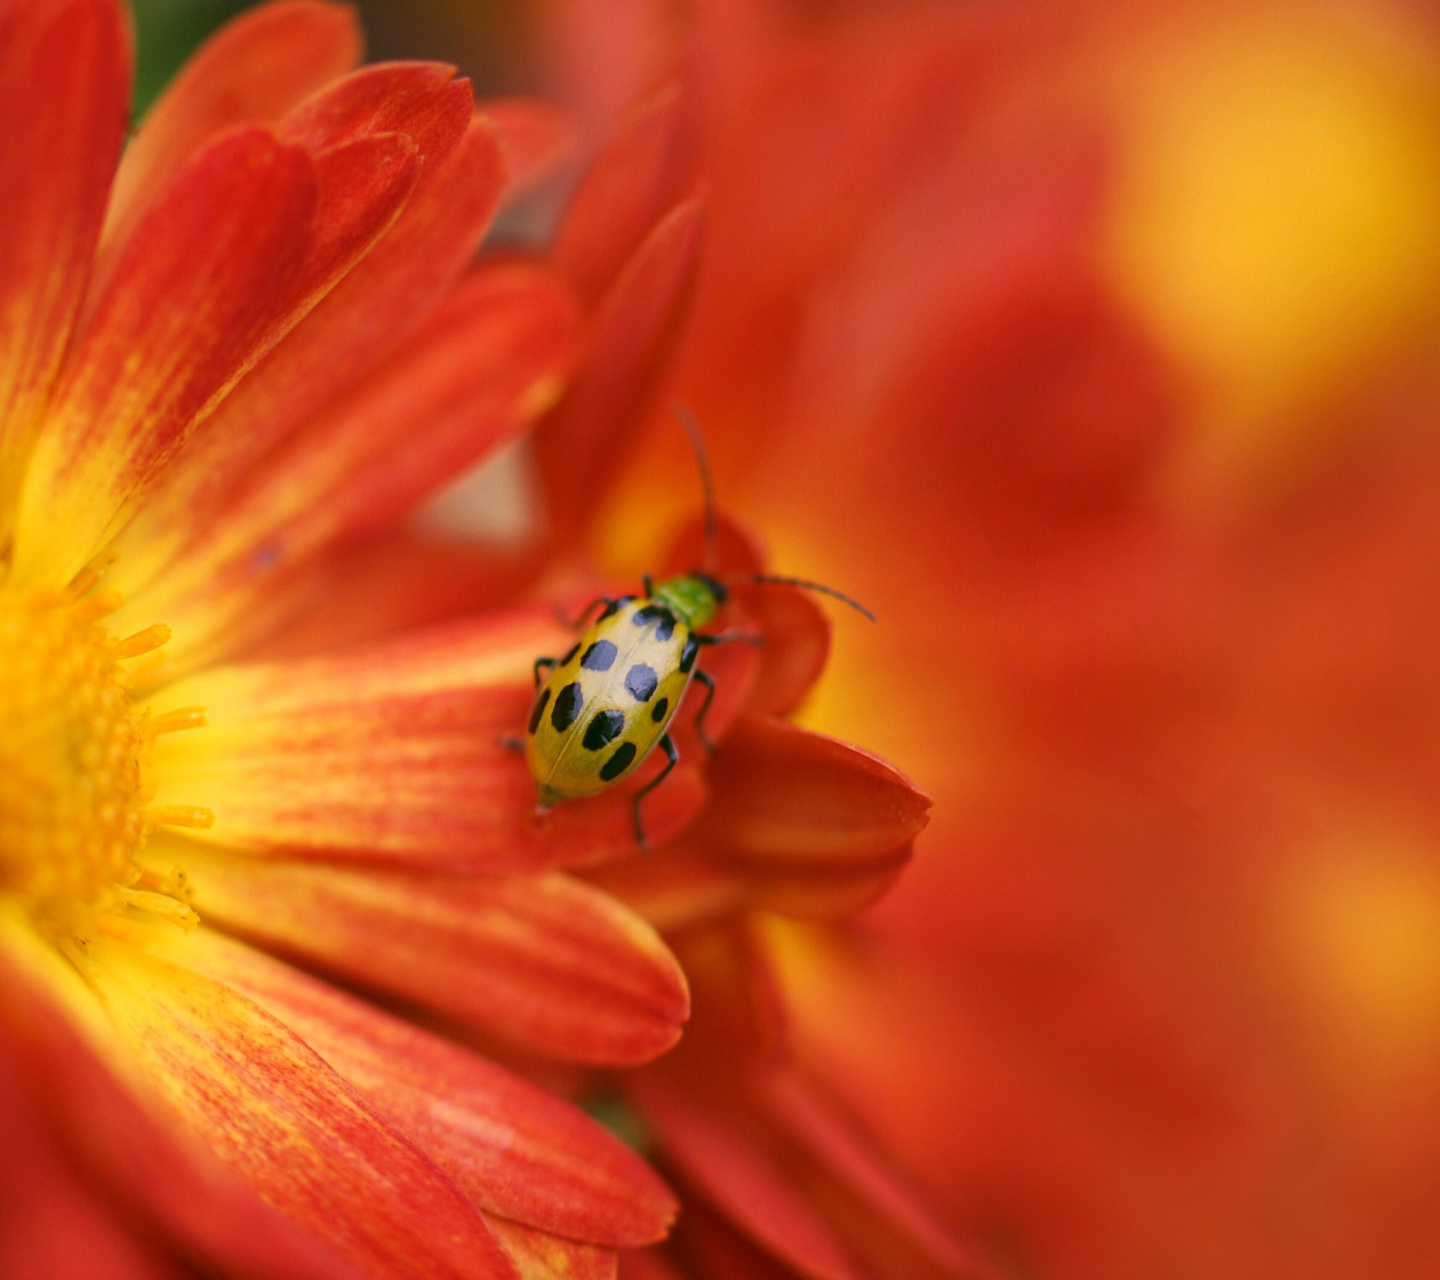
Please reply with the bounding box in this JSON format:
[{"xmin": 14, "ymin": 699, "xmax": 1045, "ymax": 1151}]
[{"xmin": 0, "ymin": 1, "xmax": 926, "ymax": 1275}]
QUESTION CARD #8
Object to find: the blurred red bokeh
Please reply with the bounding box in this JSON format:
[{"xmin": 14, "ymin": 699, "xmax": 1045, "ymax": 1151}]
[{"xmin": 534, "ymin": 1, "xmax": 1440, "ymax": 1277}]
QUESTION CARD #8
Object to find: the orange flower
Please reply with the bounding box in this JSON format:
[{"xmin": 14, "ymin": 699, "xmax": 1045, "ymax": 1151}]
[
  {"xmin": 539, "ymin": 0, "xmax": 1440, "ymax": 1277},
  {"xmin": 0, "ymin": 2, "xmax": 924, "ymax": 1276}
]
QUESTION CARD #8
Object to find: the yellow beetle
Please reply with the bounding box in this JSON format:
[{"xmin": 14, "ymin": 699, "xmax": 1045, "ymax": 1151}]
[{"xmin": 523, "ymin": 413, "xmax": 872, "ymax": 847}]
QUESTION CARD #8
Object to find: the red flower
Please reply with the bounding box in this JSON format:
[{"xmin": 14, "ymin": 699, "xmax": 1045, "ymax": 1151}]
[{"xmin": 0, "ymin": 2, "xmax": 925, "ymax": 1276}]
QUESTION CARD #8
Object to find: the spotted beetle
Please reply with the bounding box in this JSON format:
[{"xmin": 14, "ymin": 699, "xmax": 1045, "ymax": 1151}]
[{"xmin": 523, "ymin": 411, "xmax": 872, "ymax": 847}]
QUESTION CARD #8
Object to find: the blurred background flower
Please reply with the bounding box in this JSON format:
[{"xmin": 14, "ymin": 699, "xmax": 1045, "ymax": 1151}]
[{"xmin": 77, "ymin": 0, "xmax": 1440, "ymax": 1277}]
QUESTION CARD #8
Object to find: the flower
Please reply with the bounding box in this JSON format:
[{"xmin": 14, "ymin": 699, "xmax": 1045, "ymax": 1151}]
[
  {"xmin": 0, "ymin": 2, "xmax": 924, "ymax": 1276},
  {"xmin": 537, "ymin": 0, "xmax": 1440, "ymax": 1277}
]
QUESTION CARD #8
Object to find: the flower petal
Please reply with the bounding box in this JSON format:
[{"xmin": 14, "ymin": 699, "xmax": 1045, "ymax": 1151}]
[
  {"xmin": 693, "ymin": 713, "xmax": 930, "ymax": 866},
  {"xmin": 12, "ymin": 119, "xmax": 422, "ymax": 589},
  {"xmin": 536, "ymin": 196, "xmax": 706, "ymax": 546},
  {"xmin": 181, "ymin": 929, "xmax": 678, "ymax": 1244},
  {"xmin": 481, "ymin": 97, "xmax": 576, "ymax": 198},
  {"xmin": 632, "ymin": 1077, "xmax": 860, "ymax": 1280},
  {"xmin": 487, "ymin": 1215, "xmax": 617, "ymax": 1280},
  {"xmin": 109, "ymin": 100, "xmax": 498, "ymax": 606},
  {"xmin": 151, "ymin": 846, "xmax": 690, "ymax": 1065},
  {"xmin": 120, "ymin": 261, "xmax": 575, "ymax": 670},
  {"xmin": 0, "ymin": 913, "xmax": 367, "ymax": 1280},
  {"xmin": 755, "ymin": 1067, "xmax": 983, "ymax": 1280},
  {"xmin": 553, "ymin": 82, "xmax": 693, "ymax": 306},
  {"xmin": 101, "ymin": 0, "xmax": 362, "ymax": 257},
  {"xmin": 0, "ymin": 0, "xmax": 127, "ymax": 536},
  {"xmin": 247, "ymin": 528, "xmax": 546, "ymax": 663},
  {"xmin": 79, "ymin": 932, "xmax": 520, "ymax": 1280},
  {"xmin": 0, "ymin": 1046, "xmax": 185, "ymax": 1280},
  {"xmin": 145, "ymin": 609, "xmax": 705, "ymax": 869}
]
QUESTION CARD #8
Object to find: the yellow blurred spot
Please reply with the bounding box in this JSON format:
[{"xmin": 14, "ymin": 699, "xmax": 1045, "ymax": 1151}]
[
  {"xmin": 1285, "ymin": 838, "xmax": 1440, "ymax": 1079},
  {"xmin": 1105, "ymin": 6, "xmax": 1440, "ymax": 474}
]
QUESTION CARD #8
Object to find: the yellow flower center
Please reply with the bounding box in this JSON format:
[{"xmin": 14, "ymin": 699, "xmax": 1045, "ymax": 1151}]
[{"xmin": 0, "ymin": 584, "xmax": 207, "ymax": 931}]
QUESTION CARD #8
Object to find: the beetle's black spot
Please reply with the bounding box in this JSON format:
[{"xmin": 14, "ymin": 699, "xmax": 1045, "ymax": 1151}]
[
  {"xmin": 625, "ymin": 663, "xmax": 658, "ymax": 703},
  {"xmin": 633, "ymin": 604, "xmax": 676, "ymax": 641},
  {"xmin": 679, "ymin": 634, "xmax": 700, "ymax": 673},
  {"xmin": 600, "ymin": 741, "xmax": 637, "ymax": 781},
  {"xmin": 583, "ymin": 710, "xmax": 625, "ymax": 751},
  {"xmin": 560, "ymin": 642, "xmax": 581, "ymax": 666},
  {"xmin": 528, "ymin": 688, "xmax": 551, "ymax": 733},
  {"xmin": 551, "ymin": 682, "xmax": 583, "ymax": 732},
  {"xmin": 581, "ymin": 639, "xmax": 618, "ymax": 672},
  {"xmin": 598, "ymin": 595, "xmax": 635, "ymax": 623},
  {"xmin": 650, "ymin": 696, "xmax": 669, "ymax": 723}
]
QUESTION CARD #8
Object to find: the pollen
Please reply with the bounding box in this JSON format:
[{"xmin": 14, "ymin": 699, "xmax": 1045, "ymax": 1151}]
[{"xmin": 0, "ymin": 587, "xmax": 201, "ymax": 921}]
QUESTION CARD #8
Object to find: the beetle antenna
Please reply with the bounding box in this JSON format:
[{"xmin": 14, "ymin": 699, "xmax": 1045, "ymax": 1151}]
[
  {"xmin": 733, "ymin": 573, "xmax": 876, "ymax": 621},
  {"xmin": 676, "ymin": 407, "xmax": 718, "ymax": 573}
]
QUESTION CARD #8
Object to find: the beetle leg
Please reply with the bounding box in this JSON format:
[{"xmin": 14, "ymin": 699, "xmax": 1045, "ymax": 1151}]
[
  {"xmin": 690, "ymin": 669, "xmax": 719, "ymax": 755},
  {"xmin": 632, "ymin": 733, "xmax": 679, "ymax": 852},
  {"xmin": 555, "ymin": 595, "xmax": 616, "ymax": 631},
  {"xmin": 695, "ymin": 629, "xmax": 765, "ymax": 647},
  {"xmin": 532, "ymin": 656, "xmax": 557, "ymax": 688},
  {"xmin": 642, "ymin": 573, "xmax": 654, "ymax": 597}
]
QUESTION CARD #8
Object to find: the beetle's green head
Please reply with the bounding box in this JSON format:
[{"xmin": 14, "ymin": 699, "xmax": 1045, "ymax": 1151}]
[{"xmin": 654, "ymin": 572, "xmax": 727, "ymax": 629}]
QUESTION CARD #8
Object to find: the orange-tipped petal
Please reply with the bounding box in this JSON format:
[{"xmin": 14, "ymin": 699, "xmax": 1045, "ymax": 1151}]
[
  {"xmin": 553, "ymin": 82, "xmax": 694, "ymax": 305},
  {"xmin": 79, "ymin": 934, "xmax": 519, "ymax": 1280},
  {"xmin": 0, "ymin": 0, "xmax": 128, "ymax": 536},
  {"xmin": 482, "ymin": 97, "xmax": 577, "ymax": 198},
  {"xmin": 183, "ymin": 930, "xmax": 678, "ymax": 1244},
  {"xmin": 110, "ymin": 113, "xmax": 503, "ymax": 603},
  {"xmin": 537, "ymin": 196, "xmax": 706, "ymax": 545},
  {"xmin": 120, "ymin": 261, "xmax": 575, "ymax": 667},
  {"xmin": 0, "ymin": 917, "xmax": 368, "ymax": 1280},
  {"xmin": 144, "ymin": 609, "xmax": 705, "ymax": 868},
  {"xmin": 101, "ymin": 0, "xmax": 362, "ymax": 256},
  {"xmin": 632, "ymin": 1078, "xmax": 860, "ymax": 1280},
  {"xmin": 152, "ymin": 848, "xmax": 690, "ymax": 1066},
  {"xmin": 487, "ymin": 1216, "xmax": 618, "ymax": 1280},
  {"xmin": 694, "ymin": 713, "xmax": 931, "ymax": 867}
]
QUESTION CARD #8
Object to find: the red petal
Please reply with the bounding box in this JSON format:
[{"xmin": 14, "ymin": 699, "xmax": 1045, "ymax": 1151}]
[
  {"xmin": 157, "ymin": 848, "xmax": 690, "ymax": 1066},
  {"xmin": 145, "ymin": 608, "xmax": 705, "ymax": 868},
  {"xmin": 694, "ymin": 713, "xmax": 931, "ymax": 866},
  {"xmin": 278, "ymin": 60, "xmax": 472, "ymax": 155},
  {"xmin": 0, "ymin": 1047, "xmax": 185, "ymax": 1280},
  {"xmin": 110, "ymin": 114, "xmax": 503, "ymax": 604},
  {"xmin": 553, "ymin": 82, "xmax": 694, "ymax": 305},
  {"xmin": 13, "ymin": 121, "xmax": 423, "ymax": 589},
  {"xmin": 122, "ymin": 262, "xmax": 575, "ymax": 668},
  {"xmin": 582, "ymin": 844, "xmax": 748, "ymax": 935},
  {"xmin": 632, "ymin": 1078, "xmax": 860, "ymax": 1280},
  {"xmin": 536, "ymin": 196, "xmax": 706, "ymax": 546},
  {"xmin": 82, "ymin": 933, "xmax": 519, "ymax": 1280},
  {"xmin": 0, "ymin": 0, "xmax": 127, "ymax": 536},
  {"xmin": 0, "ymin": 919, "xmax": 367, "ymax": 1280},
  {"xmin": 102, "ymin": 0, "xmax": 361, "ymax": 256},
  {"xmin": 482, "ymin": 97, "xmax": 577, "ymax": 198},
  {"xmin": 187, "ymin": 930, "xmax": 678, "ymax": 1244},
  {"xmin": 757, "ymin": 1067, "xmax": 984, "ymax": 1280},
  {"xmin": 248, "ymin": 529, "xmax": 546, "ymax": 663}
]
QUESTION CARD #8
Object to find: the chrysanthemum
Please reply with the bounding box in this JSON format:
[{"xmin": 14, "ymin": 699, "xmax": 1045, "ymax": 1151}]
[{"xmin": 0, "ymin": 1, "xmax": 894, "ymax": 1275}]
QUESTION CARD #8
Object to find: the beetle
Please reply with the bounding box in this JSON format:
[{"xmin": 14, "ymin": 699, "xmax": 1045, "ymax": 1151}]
[{"xmin": 523, "ymin": 412, "xmax": 871, "ymax": 847}]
